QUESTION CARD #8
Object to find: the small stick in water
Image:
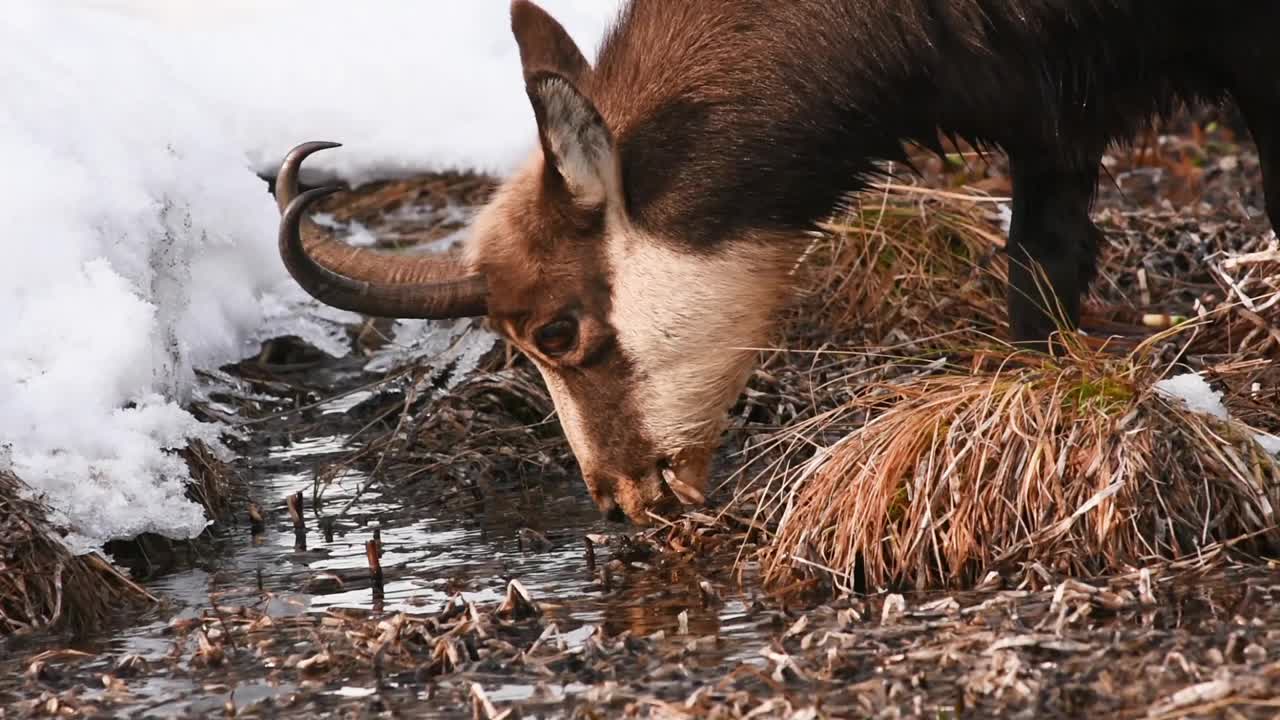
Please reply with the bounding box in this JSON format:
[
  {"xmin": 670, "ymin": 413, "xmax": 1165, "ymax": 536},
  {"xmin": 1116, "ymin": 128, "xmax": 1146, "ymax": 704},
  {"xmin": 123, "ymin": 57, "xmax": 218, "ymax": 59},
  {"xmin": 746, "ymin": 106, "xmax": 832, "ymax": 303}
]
[
  {"xmin": 287, "ymin": 491, "xmax": 305, "ymax": 529},
  {"xmin": 366, "ymin": 538, "xmax": 385, "ymax": 600},
  {"xmin": 320, "ymin": 516, "xmax": 335, "ymax": 543},
  {"xmin": 248, "ymin": 503, "xmax": 265, "ymax": 536},
  {"xmin": 584, "ymin": 536, "xmax": 596, "ymax": 572},
  {"xmin": 287, "ymin": 491, "xmax": 306, "ymax": 551},
  {"xmin": 372, "ymin": 525, "xmax": 383, "ymax": 557}
]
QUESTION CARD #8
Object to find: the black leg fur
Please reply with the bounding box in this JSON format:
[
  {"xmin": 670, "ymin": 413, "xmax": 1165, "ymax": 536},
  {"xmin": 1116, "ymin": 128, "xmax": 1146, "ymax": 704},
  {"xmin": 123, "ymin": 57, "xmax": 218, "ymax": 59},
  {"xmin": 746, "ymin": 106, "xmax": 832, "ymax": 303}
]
[
  {"xmin": 1236, "ymin": 99, "xmax": 1280, "ymax": 232},
  {"xmin": 1005, "ymin": 157, "xmax": 1102, "ymax": 349},
  {"xmin": 1227, "ymin": 22, "xmax": 1280, "ymax": 231}
]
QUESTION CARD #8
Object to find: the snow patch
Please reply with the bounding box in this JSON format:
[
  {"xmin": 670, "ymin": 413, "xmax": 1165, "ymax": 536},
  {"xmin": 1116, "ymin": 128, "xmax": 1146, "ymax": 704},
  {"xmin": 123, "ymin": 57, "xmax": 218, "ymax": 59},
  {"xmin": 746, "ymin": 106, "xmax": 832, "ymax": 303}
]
[
  {"xmin": 364, "ymin": 319, "xmax": 498, "ymax": 387},
  {"xmin": 313, "ymin": 215, "xmax": 379, "ymax": 248},
  {"xmin": 0, "ymin": 3, "xmax": 352, "ymax": 549},
  {"xmin": 72, "ymin": 0, "xmax": 624, "ymax": 186},
  {"xmin": 1154, "ymin": 373, "xmax": 1279, "ymax": 456},
  {"xmin": 996, "ymin": 203, "xmax": 1013, "ymax": 235},
  {"xmin": 1257, "ymin": 434, "xmax": 1280, "ymax": 456},
  {"xmin": 1153, "ymin": 373, "xmax": 1230, "ymax": 420},
  {"xmin": 4, "ymin": 1, "xmax": 624, "ymax": 551},
  {"xmin": 251, "ymin": 292, "xmax": 364, "ymax": 360}
]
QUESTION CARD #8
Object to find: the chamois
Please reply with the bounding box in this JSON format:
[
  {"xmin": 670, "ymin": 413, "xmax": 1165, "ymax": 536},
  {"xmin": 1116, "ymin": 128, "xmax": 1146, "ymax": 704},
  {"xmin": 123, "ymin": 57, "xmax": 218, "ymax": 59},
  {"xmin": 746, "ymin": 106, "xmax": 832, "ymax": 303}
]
[{"xmin": 275, "ymin": 0, "xmax": 1280, "ymax": 524}]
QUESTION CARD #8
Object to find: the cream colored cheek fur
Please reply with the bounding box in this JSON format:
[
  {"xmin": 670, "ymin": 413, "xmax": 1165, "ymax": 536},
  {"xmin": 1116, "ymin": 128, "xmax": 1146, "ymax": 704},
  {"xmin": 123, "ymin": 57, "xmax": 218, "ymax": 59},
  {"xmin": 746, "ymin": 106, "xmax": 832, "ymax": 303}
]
[
  {"xmin": 534, "ymin": 363, "xmax": 603, "ymax": 478},
  {"xmin": 605, "ymin": 226, "xmax": 796, "ymax": 450}
]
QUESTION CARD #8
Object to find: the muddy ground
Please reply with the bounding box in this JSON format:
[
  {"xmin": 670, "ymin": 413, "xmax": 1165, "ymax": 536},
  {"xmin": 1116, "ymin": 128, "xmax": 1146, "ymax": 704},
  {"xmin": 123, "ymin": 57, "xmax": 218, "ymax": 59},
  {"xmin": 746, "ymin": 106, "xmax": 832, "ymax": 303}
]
[{"xmin": 2, "ymin": 111, "xmax": 1279, "ymax": 719}]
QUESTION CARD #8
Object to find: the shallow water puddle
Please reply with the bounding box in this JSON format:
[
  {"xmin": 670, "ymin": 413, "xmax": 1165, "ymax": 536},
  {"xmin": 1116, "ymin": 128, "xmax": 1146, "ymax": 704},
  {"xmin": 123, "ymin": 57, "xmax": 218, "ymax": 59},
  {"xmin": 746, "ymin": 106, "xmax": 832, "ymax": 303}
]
[{"xmin": 1, "ymin": 381, "xmax": 773, "ymax": 716}]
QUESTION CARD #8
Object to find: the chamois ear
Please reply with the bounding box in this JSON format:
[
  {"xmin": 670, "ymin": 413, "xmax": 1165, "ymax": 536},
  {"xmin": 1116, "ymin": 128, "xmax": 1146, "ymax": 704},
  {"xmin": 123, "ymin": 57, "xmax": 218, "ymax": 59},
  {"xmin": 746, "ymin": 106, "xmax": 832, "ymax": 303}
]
[
  {"xmin": 524, "ymin": 71, "xmax": 614, "ymax": 207},
  {"xmin": 510, "ymin": 0, "xmax": 591, "ymax": 85},
  {"xmin": 511, "ymin": 1, "xmax": 613, "ymax": 206}
]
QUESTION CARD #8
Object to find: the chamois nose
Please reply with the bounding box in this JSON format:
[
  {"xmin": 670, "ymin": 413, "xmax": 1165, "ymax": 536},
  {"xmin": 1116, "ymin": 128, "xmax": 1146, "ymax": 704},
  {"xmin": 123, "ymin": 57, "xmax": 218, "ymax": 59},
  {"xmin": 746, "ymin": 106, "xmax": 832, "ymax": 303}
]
[
  {"xmin": 583, "ymin": 465, "xmax": 672, "ymax": 526},
  {"xmin": 583, "ymin": 471, "xmax": 624, "ymax": 519}
]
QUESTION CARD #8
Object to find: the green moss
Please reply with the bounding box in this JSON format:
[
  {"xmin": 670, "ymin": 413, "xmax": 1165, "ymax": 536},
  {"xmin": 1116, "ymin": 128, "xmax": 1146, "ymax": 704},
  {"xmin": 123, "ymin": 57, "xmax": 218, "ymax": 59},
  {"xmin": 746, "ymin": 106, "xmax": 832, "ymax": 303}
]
[
  {"xmin": 887, "ymin": 480, "xmax": 911, "ymax": 523},
  {"xmin": 1063, "ymin": 376, "xmax": 1134, "ymax": 415},
  {"xmin": 877, "ymin": 243, "xmax": 900, "ymax": 272}
]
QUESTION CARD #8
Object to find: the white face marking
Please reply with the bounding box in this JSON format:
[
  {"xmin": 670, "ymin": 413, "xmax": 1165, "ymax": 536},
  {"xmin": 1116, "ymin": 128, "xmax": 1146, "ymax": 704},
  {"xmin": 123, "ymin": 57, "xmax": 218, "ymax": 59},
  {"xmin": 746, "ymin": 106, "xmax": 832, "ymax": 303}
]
[
  {"xmin": 535, "ymin": 359, "xmax": 599, "ymax": 473},
  {"xmin": 604, "ymin": 223, "xmax": 800, "ymax": 453}
]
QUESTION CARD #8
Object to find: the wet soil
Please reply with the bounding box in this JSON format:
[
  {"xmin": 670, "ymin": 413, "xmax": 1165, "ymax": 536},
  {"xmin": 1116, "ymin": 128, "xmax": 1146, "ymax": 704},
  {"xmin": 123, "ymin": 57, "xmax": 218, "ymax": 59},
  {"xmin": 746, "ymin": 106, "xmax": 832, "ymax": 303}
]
[{"xmin": 0, "ymin": 337, "xmax": 778, "ymax": 718}]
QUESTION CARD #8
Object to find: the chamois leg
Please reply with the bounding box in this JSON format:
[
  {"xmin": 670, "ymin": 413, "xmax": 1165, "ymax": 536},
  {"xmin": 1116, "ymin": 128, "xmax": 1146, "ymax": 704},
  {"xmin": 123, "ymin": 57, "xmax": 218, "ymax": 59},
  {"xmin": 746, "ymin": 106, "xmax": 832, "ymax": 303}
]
[
  {"xmin": 1005, "ymin": 158, "xmax": 1101, "ymax": 349},
  {"xmin": 1235, "ymin": 97, "xmax": 1280, "ymax": 231}
]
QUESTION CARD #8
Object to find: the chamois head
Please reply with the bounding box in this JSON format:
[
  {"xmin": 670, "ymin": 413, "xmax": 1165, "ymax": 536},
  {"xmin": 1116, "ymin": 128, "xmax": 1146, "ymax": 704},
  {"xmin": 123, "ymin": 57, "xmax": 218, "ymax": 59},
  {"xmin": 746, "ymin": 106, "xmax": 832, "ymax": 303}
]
[{"xmin": 276, "ymin": 0, "xmax": 798, "ymax": 525}]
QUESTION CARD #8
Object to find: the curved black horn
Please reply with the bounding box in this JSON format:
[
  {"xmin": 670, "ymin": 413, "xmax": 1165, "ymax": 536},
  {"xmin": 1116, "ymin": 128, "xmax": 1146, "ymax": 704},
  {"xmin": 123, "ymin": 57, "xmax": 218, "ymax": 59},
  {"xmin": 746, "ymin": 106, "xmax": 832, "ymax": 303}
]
[
  {"xmin": 274, "ymin": 142, "xmax": 488, "ymax": 320},
  {"xmin": 274, "ymin": 140, "xmax": 342, "ymax": 212}
]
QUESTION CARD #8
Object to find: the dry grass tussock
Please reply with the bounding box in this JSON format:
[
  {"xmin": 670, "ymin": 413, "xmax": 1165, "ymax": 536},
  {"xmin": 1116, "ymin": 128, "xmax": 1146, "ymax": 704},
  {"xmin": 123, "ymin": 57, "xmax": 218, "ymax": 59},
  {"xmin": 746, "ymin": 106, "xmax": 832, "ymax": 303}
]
[
  {"xmin": 755, "ymin": 345, "xmax": 1280, "ymax": 592},
  {"xmin": 782, "ymin": 181, "xmax": 1011, "ymax": 349},
  {"xmin": 0, "ymin": 470, "xmax": 156, "ymax": 635},
  {"xmin": 744, "ymin": 179, "xmax": 1280, "ymax": 592}
]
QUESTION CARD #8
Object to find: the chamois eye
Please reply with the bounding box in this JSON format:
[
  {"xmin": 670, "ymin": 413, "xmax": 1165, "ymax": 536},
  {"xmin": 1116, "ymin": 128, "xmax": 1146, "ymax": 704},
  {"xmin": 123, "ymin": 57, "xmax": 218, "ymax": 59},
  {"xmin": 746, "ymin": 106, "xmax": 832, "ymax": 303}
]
[{"xmin": 534, "ymin": 318, "xmax": 578, "ymax": 357}]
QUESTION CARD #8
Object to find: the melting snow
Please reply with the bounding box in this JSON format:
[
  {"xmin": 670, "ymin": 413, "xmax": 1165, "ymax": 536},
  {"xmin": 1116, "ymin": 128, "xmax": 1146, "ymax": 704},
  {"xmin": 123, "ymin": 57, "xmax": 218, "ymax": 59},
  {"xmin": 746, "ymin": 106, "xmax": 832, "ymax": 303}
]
[
  {"xmin": 1153, "ymin": 373, "xmax": 1231, "ymax": 420},
  {"xmin": 363, "ymin": 319, "xmax": 498, "ymax": 387},
  {"xmin": 3, "ymin": 1, "xmax": 620, "ymax": 551},
  {"xmin": 73, "ymin": 0, "xmax": 623, "ymax": 186},
  {"xmin": 1154, "ymin": 373, "xmax": 1280, "ymax": 456}
]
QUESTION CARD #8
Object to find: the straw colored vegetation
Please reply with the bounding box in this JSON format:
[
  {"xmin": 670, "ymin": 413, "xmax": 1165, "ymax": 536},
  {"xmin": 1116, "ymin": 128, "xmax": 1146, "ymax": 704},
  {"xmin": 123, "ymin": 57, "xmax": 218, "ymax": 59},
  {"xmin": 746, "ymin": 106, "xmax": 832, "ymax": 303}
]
[
  {"xmin": 745, "ymin": 167, "xmax": 1280, "ymax": 593},
  {"xmin": 0, "ymin": 470, "xmax": 155, "ymax": 636},
  {"xmin": 790, "ymin": 180, "xmax": 1011, "ymax": 347},
  {"xmin": 180, "ymin": 438, "xmax": 241, "ymax": 524},
  {"xmin": 756, "ymin": 345, "xmax": 1279, "ymax": 591}
]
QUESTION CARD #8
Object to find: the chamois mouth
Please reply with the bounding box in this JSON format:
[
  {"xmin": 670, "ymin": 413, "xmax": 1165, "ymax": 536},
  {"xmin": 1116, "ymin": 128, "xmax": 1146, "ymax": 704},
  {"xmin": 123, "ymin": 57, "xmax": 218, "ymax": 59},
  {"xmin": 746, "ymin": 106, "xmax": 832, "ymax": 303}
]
[{"xmin": 658, "ymin": 457, "xmax": 707, "ymax": 506}]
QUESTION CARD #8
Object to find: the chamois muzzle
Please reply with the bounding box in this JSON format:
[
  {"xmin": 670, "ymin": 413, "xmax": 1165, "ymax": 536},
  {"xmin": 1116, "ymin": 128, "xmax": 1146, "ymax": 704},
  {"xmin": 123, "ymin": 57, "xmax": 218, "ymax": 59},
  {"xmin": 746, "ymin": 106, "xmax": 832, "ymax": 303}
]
[{"xmin": 275, "ymin": 141, "xmax": 489, "ymax": 319}]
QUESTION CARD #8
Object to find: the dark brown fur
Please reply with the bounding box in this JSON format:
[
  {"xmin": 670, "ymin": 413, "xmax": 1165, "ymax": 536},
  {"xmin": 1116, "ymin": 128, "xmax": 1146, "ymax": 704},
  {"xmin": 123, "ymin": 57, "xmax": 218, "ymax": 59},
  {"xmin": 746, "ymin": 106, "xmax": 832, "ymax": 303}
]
[
  {"xmin": 587, "ymin": 1, "xmax": 1273, "ymax": 241},
  {"xmin": 563, "ymin": 0, "xmax": 1280, "ymax": 342}
]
